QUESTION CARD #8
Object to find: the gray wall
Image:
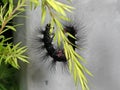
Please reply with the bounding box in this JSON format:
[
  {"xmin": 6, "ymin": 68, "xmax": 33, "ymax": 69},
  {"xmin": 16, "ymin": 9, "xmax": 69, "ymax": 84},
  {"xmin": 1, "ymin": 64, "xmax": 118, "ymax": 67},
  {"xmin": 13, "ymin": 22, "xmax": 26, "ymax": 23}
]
[{"xmin": 18, "ymin": 0, "xmax": 120, "ymax": 90}]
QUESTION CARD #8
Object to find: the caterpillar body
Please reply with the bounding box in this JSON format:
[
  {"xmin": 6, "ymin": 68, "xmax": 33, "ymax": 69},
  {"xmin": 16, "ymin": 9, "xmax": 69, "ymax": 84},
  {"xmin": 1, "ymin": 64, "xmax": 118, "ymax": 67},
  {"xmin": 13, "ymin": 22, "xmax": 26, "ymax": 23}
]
[
  {"xmin": 42, "ymin": 24, "xmax": 67, "ymax": 63},
  {"xmin": 39, "ymin": 23, "xmax": 78, "ymax": 64},
  {"xmin": 30, "ymin": 22, "xmax": 84, "ymax": 67}
]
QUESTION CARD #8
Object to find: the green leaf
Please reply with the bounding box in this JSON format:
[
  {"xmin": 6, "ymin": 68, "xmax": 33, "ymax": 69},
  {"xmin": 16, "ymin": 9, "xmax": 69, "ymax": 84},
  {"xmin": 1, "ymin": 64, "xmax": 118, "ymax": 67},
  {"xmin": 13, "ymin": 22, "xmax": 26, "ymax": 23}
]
[
  {"xmin": 72, "ymin": 49, "xmax": 86, "ymax": 63},
  {"xmin": 0, "ymin": 39, "xmax": 28, "ymax": 69},
  {"xmin": 55, "ymin": 1, "xmax": 74, "ymax": 12},
  {"xmin": 41, "ymin": 5, "xmax": 46, "ymax": 24},
  {"xmin": 73, "ymin": 66, "xmax": 78, "ymax": 85},
  {"xmin": 84, "ymin": 67, "xmax": 93, "ymax": 77},
  {"xmin": 18, "ymin": 7, "xmax": 25, "ymax": 11},
  {"xmin": 17, "ymin": 55, "xmax": 29, "ymax": 63},
  {"xmin": 11, "ymin": 58, "xmax": 19, "ymax": 69},
  {"xmin": 5, "ymin": 25, "xmax": 16, "ymax": 31},
  {"xmin": 6, "ymin": 0, "xmax": 14, "ymax": 16},
  {"xmin": 47, "ymin": 0, "xmax": 61, "ymax": 14},
  {"xmin": 59, "ymin": 15, "xmax": 70, "ymax": 21},
  {"xmin": 16, "ymin": 47, "xmax": 27, "ymax": 54},
  {"xmin": 64, "ymin": 42, "xmax": 69, "ymax": 59},
  {"xmin": 66, "ymin": 32, "xmax": 76, "ymax": 39},
  {"xmin": 30, "ymin": 0, "xmax": 40, "ymax": 9}
]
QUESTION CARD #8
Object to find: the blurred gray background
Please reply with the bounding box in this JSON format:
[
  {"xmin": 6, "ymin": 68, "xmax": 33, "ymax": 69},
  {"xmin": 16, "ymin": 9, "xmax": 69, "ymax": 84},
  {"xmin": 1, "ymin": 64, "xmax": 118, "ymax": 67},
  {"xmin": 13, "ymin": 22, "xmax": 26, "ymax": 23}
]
[{"xmin": 15, "ymin": 0, "xmax": 120, "ymax": 90}]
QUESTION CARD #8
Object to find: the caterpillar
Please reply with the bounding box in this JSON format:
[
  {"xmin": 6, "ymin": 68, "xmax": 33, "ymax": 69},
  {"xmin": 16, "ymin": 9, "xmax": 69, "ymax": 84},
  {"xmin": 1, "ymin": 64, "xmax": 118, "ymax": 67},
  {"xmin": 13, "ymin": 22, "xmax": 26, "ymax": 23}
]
[
  {"xmin": 41, "ymin": 24, "xmax": 67, "ymax": 63},
  {"xmin": 44, "ymin": 24, "xmax": 76, "ymax": 62},
  {"xmin": 29, "ymin": 22, "xmax": 84, "ymax": 68}
]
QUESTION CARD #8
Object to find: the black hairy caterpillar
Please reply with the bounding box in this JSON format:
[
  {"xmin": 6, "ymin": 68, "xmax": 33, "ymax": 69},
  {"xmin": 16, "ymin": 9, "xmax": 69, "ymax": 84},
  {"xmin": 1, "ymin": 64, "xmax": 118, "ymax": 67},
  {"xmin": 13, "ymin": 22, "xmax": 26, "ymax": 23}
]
[
  {"xmin": 30, "ymin": 22, "xmax": 84, "ymax": 68},
  {"xmin": 41, "ymin": 24, "xmax": 67, "ymax": 63},
  {"xmin": 39, "ymin": 24, "xmax": 78, "ymax": 64}
]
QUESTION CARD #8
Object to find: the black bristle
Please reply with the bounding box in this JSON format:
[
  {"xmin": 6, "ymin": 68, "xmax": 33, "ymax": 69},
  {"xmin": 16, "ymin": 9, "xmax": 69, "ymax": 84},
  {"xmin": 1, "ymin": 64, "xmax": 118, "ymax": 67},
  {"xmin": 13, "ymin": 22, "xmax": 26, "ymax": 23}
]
[
  {"xmin": 38, "ymin": 38, "xmax": 44, "ymax": 42},
  {"xmin": 40, "ymin": 45, "xmax": 45, "ymax": 50},
  {"xmin": 40, "ymin": 52, "xmax": 50, "ymax": 63},
  {"xmin": 39, "ymin": 30, "xmax": 45, "ymax": 34},
  {"xmin": 49, "ymin": 60, "xmax": 57, "ymax": 71}
]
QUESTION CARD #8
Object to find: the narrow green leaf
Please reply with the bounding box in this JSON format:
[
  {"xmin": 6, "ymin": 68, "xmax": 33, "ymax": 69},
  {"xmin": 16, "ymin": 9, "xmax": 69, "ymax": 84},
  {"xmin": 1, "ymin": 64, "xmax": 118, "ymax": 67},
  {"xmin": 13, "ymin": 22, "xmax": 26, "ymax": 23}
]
[
  {"xmin": 17, "ymin": 55, "xmax": 29, "ymax": 63},
  {"xmin": 55, "ymin": 1, "xmax": 74, "ymax": 12},
  {"xmin": 41, "ymin": 6, "xmax": 46, "ymax": 24},
  {"xmin": 72, "ymin": 50, "xmax": 86, "ymax": 63},
  {"xmin": 68, "ymin": 60, "xmax": 72, "ymax": 73},
  {"xmin": 57, "ymin": 30, "xmax": 61, "ymax": 46},
  {"xmin": 5, "ymin": 56, "xmax": 12, "ymax": 63},
  {"xmin": 85, "ymin": 67, "xmax": 93, "ymax": 77},
  {"xmin": 64, "ymin": 42, "xmax": 69, "ymax": 59},
  {"xmin": 30, "ymin": 0, "xmax": 40, "ymax": 9},
  {"xmin": 11, "ymin": 58, "xmax": 19, "ymax": 69},
  {"xmin": 13, "ymin": 42, "xmax": 21, "ymax": 49},
  {"xmin": 8, "ymin": 0, "xmax": 13, "ymax": 15},
  {"xmin": 66, "ymin": 32, "xmax": 76, "ymax": 39},
  {"xmin": 16, "ymin": 46, "xmax": 26, "ymax": 53},
  {"xmin": 18, "ymin": 8, "xmax": 25, "ymax": 11},
  {"xmin": 5, "ymin": 25, "xmax": 16, "ymax": 31},
  {"xmin": 73, "ymin": 65, "xmax": 78, "ymax": 84},
  {"xmin": 59, "ymin": 16, "xmax": 70, "ymax": 21},
  {"xmin": 47, "ymin": 0, "xmax": 60, "ymax": 13}
]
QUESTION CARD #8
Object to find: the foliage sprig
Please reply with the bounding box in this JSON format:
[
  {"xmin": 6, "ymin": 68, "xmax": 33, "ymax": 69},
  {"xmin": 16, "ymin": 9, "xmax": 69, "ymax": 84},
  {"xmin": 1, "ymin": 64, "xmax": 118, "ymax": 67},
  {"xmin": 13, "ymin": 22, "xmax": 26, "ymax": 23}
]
[
  {"xmin": 0, "ymin": 0, "xmax": 30, "ymax": 89},
  {"xmin": 0, "ymin": 0, "xmax": 93, "ymax": 90},
  {"xmin": 0, "ymin": 35, "xmax": 29, "ymax": 69},
  {"xmin": 0, "ymin": 0, "xmax": 26, "ymax": 34},
  {"xmin": 0, "ymin": 0, "xmax": 29, "ymax": 68},
  {"xmin": 40, "ymin": 0, "xmax": 93, "ymax": 90}
]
